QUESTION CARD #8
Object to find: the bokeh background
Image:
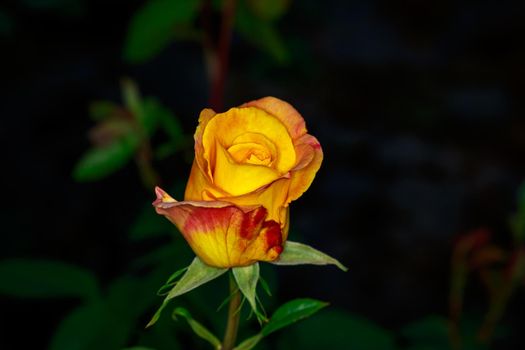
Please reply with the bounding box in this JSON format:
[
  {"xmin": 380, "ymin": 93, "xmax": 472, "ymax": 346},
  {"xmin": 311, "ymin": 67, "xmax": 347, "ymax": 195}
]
[{"xmin": 2, "ymin": 0, "xmax": 525, "ymax": 349}]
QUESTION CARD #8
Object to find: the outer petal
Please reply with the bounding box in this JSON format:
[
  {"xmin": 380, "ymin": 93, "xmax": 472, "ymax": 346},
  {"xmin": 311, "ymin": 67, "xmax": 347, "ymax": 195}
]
[
  {"xmin": 287, "ymin": 134, "xmax": 323, "ymax": 203},
  {"xmin": 194, "ymin": 108, "xmax": 217, "ymax": 180},
  {"xmin": 242, "ymin": 96, "xmax": 307, "ymax": 140},
  {"xmin": 154, "ymin": 187, "xmax": 283, "ymax": 268},
  {"xmin": 185, "ymin": 159, "xmax": 221, "ymax": 201}
]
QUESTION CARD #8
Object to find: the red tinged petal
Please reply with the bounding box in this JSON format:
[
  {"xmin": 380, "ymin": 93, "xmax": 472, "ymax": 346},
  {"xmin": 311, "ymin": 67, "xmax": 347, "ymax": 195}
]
[{"xmin": 153, "ymin": 187, "xmax": 284, "ymax": 268}]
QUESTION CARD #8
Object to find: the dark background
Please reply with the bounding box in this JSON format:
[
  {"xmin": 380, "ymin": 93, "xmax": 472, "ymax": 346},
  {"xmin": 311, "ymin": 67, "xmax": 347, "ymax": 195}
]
[{"xmin": 2, "ymin": 0, "xmax": 525, "ymax": 348}]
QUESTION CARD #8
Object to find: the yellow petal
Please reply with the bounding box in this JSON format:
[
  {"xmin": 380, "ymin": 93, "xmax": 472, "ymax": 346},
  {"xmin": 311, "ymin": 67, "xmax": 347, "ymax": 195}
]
[
  {"xmin": 213, "ymin": 141, "xmax": 281, "ymax": 196},
  {"xmin": 242, "ymin": 96, "xmax": 307, "ymax": 140},
  {"xmin": 202, "ymin": 107, "xmax": 296, "ymax": 175},
  {"xmin": 194, "ymin": 108, "xmax": 217, "ymax": 180},
  {"xmin": 153, "ymin": 187, "xmax": 283, "ymax": 268}
]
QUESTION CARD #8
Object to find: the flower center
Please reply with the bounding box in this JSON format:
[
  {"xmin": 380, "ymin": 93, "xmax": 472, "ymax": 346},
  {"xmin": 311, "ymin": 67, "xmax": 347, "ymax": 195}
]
[
  {"xmin": 228, "ymin": 142, "xmax": 272, "ymax": 166},
  {"xmin": 226, "ymin": 132, "xmax": 277, "ymax": 167}
]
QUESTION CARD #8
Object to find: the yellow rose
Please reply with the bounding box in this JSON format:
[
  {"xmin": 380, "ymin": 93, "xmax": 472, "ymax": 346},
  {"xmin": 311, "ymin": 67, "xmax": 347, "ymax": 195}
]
[{"xmin": 154, "ymin": 97, "xmax": 323, "ymax": 268}]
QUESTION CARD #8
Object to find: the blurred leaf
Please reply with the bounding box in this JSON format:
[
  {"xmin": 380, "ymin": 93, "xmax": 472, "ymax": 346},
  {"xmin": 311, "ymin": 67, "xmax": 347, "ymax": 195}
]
[
  {"xmin": 129, "ymin": 202, "xmax": 174, "ymax": 241},
  {"xmin": 262, "ymin": 298, "xmax": 328, "ymax": 336},
  {"xmin": 277, "ymin": 309, "xmax": 397, "ymax": 350},
  {"xmin": 401, "ymin": 315, "xmax": 449, "ymax": 348},
  {"xmin": 73, "ymin": 133, "xmax": 139, "ymax": 181},
  {"xmin": 0, "ymin": 10, "xmax": 13, "ymax": 37},
  {"xmin": 172, "ymin": 307, "xmax": 221, "ymax": 349},
  {"xmin": 0, "ymin": 259, "xmax": 99, "ymax": 301},
  {"xmin": 134, "ymin": 310, "xmax": 183, "ymax": 349},
  {"xmin": 247, "ymin": 0, "xmax": 291, "ymax": 21},
  {"xmin": 122, "ymin": 78, "xmax": 143, "ymax": 120},
  {"xmin": 147, "ymin": 258, "xmax": 228, "ymax": 327},
  {"xmin": 235, "ymin": 3, "xmax": 290, "ymax": 64},
  {"xmin": 106, "ymin": 276, "xmax": 160, "ymax": 323},
  {"xmin": 124, "ymin": 0, "xmax": 201, "ymax": 64},
  {"xmin": 233, "ymin": 263, "xmax": 260, "ymax": 316},
  {"xmin": 50, "ymin": 302, "xmax": 130, "ymax": 350},
  {"xmin": 158, "ymin": 106, "xmax": 185, "ymax": 145},
  {"xmin": 89, "ymin": 101, "xmax": 119, "ymax": 121},
  {"xmin": 271, "ymin": 241, "xmax": 348, "ymax": 271},
  {"xmin": 123, "ymin": 347, "xmax": 157, "ymax": 350}
]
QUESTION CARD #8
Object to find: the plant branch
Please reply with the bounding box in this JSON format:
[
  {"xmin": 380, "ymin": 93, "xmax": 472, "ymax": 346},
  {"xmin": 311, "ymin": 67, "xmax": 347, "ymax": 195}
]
[{"xmin": 209, "ymin": 0, "xmax": 237, "ymax": 111}]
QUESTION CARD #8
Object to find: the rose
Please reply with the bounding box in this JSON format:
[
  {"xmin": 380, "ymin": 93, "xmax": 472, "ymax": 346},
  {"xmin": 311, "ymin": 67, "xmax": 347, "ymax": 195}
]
[{"xmin": 154, "ymin": 97, "xmax": 323, "ymax": 268}]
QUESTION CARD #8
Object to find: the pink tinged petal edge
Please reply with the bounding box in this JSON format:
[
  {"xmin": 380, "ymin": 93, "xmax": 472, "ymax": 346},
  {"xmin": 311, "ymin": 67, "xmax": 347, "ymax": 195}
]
[{"xmin": 241, "ymin": 96, "xmax": 307, "ymax": 140}]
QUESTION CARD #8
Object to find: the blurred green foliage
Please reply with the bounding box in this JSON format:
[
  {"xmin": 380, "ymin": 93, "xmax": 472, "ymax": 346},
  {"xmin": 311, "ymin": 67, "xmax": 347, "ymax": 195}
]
[
  {"xmin": 124, "ymin": 0, "xmax": 201, "ymax": 64},
  {"xmin": 0, "ymin": 259, "xmax": 99, "ymax": 301},
  {"xmin": 0, "ymin": 9, "xmax": 13, "ymax": 37},
  {"xmin": 123, "ymin": 0, "xmax": 291, "ymax": 66},
  {"xmin": 2, "ymin": 0, "xmax": 524, "ymax": 349},
  {"xmin": 73, "ymin": 80, "xmax": 185, "ymax": 182},
  {"xmin": 235, "ymin": 1, "xmax": 290, "ymax": 65}
]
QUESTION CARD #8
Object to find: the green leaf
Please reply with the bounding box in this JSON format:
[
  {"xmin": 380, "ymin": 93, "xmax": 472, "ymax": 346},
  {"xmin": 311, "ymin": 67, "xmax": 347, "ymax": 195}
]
[
  {"xmin": 122, "ymin": 78, "xmax": 143, "ymax": 120},
  {"xmin": 0, "ymin": 259, "xmax": 99, "ymax": 301},
  {"xmin": 124, "ymin": 0, "xmax": 201, "ymax": 64},
  {"xmin": 233, "ymin": 334, "xmax": 263, "ymax": 350},
  {"xmin": 73, "ymin": 133, "xmax": 139, "ymax": 181},
  {"xmin": 106, "ymin": 276, "xmax": 160, "ymax": 323},
  {"xmin": 158, "ymin": 106, "xmax": 185, "ymax": 145},
  {"xmin": 271, "ymin": 241, "xmax": 348, "ymax": 271},
  {"xmin": 277, "ymin": 309, "xmax": 397, "ymax": 350},
  {"xmin": 262, "ymin": 298, "xmax": 328, "ymax": 336},
  {"xmin": 247, "ymin": 0, "xmax": 291, "ymax": 21},
  {"xmin": 147, "ymin": 258, "xmax": 228, "ymax": 327},
  {"xmin": 123, "ymin": 347, "xmax": 157, "ymax": 350},
  {"xmin": 235, "ymin": 3, "xmax": 290, "ymax": 64},
  {"xmin": 172, "ymin": 307, "xmax": 221, "ymax": 349},
  {"xmin": 89, "ymin": 101, "xmax": 119, "ymax": 121},
  {"xmin": 232, "ymin": 263, "xmax": 260, "ymax": 315},
  {"xmin": 401, "ymin": 315, "xmax": 449, "ymax": 346},
  {"xmin": 50, "ymin": 302, "xmax": 130, "ymax": 350}
]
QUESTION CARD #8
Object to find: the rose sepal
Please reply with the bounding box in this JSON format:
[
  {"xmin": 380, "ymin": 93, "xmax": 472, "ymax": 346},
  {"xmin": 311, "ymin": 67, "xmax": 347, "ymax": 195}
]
[
  {"xmin": 147, "ymin": 257, "xmax": 227, "ymax": 327},
  {"xmin": 271, "ymin": 241, "xmax": 348, "ymax": 272},
  {"xmin": 232, "ymin": 263, "xmax": 265, "ymax": 322}
]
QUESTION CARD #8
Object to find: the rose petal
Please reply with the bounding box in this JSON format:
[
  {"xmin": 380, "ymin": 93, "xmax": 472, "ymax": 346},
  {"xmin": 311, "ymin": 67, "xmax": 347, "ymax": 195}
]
[
  {"xmin": 213, "ymin": 140, "xmax": 282, "ymax": 196},
  {"xmin": 194, "ymin": 108, "xmax": 217, "ymax": 180},
  {"xmin": 154, "ymin": 187, "xmax": 284, "ymax": 268},
  {"xmin": 184, "ymin": 160, "xmax": 230, "ymax": 201},
  {"xmin": 202, "ymin": 107, "xmax": 296, "ymax": 174},
  {"xmin": 242, "ymin": 96, "xmax": 307, "ymax": 140},
  {"xmin": 287, "ymin": 134, "xmax": 323, "ymax": 203}
]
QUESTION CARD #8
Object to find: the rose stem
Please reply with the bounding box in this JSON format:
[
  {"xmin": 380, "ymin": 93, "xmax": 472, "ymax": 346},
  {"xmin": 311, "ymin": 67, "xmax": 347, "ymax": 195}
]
[
  {"xmin": 209, "ymin": 0, "xmax": 237, "ymax": 111},
  {"xmin": 222, "ymin": 273, "xmax": 242, "ymax": 350}
]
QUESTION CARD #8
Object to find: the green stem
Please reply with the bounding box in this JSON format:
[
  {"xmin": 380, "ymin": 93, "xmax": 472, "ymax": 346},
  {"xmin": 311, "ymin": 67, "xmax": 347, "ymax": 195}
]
[{"xmin": 222, "ymin": 274, "xmax": 242, "ymax": 350}]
